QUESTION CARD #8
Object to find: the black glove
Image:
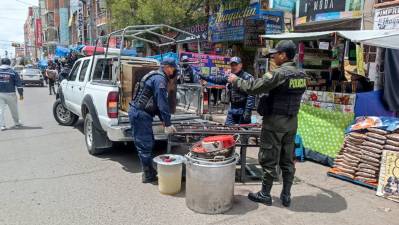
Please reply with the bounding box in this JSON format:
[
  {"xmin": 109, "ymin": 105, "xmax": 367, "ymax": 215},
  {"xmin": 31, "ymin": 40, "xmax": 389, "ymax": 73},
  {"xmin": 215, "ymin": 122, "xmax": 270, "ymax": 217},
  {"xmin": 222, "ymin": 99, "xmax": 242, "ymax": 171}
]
[{"xmin": 243, "ymin": 111, "xmax": 251, "ymax": 123}]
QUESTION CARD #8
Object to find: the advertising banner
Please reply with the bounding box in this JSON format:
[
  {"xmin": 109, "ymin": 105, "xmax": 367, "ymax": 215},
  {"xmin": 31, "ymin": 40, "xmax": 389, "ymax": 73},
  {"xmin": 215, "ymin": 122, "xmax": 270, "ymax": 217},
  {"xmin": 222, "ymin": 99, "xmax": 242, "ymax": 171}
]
[
  {"xmin": 179, "ymin": 51, "xmax": 231, "ymax": 76},
  {"xmin": 271, "ymin": 0, "xmax": 296, "ymax": 12},
  {"xmin": 296, "ymin": 0, "xmax": 363, "ymax": 25},
  {"xmin": 176, "ymin": 23, "xmax": 208, "ymax": 42},
  {"xmin": 377, "ymin": 150, "xmax": 399, "ymax": 203},
  {"xmin": 208, "ymin": 3, "xmax": 258, "ymax": 42},
  {"xmin": 59, "ymin": 8, "xmax": 70, "ymax": 46},
  {"xmin": 35, "ymin": 19, "xmax": 42, "ymax": 47},
  {"xmin": 208, "ymin": 3, "xmax": 283, "ymax": 43},
  {"xmin": 374, "ymin": 6, "xmax": 399, "ymax": 30}
]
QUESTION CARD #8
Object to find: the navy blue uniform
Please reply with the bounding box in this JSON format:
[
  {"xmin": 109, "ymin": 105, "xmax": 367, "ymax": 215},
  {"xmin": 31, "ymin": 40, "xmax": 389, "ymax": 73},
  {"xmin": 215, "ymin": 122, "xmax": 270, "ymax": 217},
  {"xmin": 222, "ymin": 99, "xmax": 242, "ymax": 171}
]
[
  {"xmin": 128, "ymin": 70, "xmax": 171, "ymax": 170},
  {"xmin": 202, "ymin": 70, "xmax": 255, "ymax": 125},
  {"xmin": 0, "ymin": 65, "xmax": 23, "ymax": 95}
]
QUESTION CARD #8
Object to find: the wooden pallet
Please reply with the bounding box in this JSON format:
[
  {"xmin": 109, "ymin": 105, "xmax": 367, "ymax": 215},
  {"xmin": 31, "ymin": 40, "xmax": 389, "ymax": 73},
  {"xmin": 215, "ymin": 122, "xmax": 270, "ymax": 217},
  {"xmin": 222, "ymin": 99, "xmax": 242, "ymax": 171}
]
[{"xmin": 327, "ymin": 172, "xmax": 377, "ymax": 190}]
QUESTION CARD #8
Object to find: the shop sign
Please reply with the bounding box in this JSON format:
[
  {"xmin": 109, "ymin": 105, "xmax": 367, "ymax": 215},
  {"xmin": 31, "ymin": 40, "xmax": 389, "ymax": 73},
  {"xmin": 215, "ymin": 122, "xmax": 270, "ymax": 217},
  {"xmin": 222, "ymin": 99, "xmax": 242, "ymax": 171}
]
[
  {"xmin": 244, "ymin": 19, "xmax": 265, "ymax": 47},
  {"xmin": 209, "ymin": 3, "xmax": 283, "ymax": 43},
  {"xmin": 180, "ymin": 51, "xmax": 231, "ymax": 76},
  {"xmin": 271, "ymin": 0, "xmax": 296, "ymax": 12},
  {"xmin": 374, "ymin": 6, "xmax": 399, "ymax": 30},
  {"xmin": 208, "ymin": 3, "xmax": 258, "ymax": 42},
  {"xmin": 244, "ymin": 11, "xmax": 284, "ymax": 47},
  {"xmin": 176, "ymin": 23, "xmax": 209, "ymax": 42},
  {"xmin": 77, "ymin": 2, "xmax": 84, "ymax": 44},
  {"xmin": 35, "ymin": 19, "xmax": 42, "ymax": 47},
  {"xmin": 59, "ymin": 8, "xmax": 70, "ymax": 46},
  {"xmin": 296, "ymin": 0, "xmax": 363, "ymax": 25}
]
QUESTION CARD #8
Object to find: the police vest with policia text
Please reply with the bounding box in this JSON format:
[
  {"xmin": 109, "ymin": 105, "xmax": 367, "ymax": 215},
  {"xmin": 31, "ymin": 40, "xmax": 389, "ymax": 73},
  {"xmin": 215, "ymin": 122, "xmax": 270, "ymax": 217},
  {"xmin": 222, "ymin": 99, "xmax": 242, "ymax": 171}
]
[{"xmin": 257, "ymin": 70, "xmax": 307, "ymax": 117}]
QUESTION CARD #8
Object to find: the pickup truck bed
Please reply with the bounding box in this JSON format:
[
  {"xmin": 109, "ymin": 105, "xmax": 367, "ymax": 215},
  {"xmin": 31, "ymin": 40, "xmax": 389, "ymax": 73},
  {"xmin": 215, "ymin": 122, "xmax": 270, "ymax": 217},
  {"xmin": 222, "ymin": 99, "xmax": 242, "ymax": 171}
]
[{"xmin": 54, "ymin": 55, "xmax": 204, "ymax": 155}]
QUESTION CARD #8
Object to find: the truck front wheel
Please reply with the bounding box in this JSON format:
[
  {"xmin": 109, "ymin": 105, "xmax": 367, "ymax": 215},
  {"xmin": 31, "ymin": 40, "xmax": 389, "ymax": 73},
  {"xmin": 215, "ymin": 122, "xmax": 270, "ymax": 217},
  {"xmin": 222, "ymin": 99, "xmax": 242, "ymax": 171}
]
[
  {"xmin": 53, "ymin": 99, "xmax": 78, "ymax": 126},
  {"xmin": 84, "ymin": 113, "xmax": 108, "ymax": 155}
]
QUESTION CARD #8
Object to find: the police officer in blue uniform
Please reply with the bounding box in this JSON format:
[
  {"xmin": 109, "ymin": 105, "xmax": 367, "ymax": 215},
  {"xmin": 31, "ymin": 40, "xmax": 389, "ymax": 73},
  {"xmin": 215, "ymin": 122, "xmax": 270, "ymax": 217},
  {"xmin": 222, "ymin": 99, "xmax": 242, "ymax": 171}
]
[
  {"xmin": 179, "ymin": 55, "xmax": 197, "ymax": 84},
  {"xmin": 200, "ymin": 57, "xmax": 255, "ymax": 125},
  {"xmin": 0, "ymin": 58, "xmax": 23, "ymax": 131},
  {"xmin": 128, "ymin": 58, "xmax": 177, "ymax": 183}
]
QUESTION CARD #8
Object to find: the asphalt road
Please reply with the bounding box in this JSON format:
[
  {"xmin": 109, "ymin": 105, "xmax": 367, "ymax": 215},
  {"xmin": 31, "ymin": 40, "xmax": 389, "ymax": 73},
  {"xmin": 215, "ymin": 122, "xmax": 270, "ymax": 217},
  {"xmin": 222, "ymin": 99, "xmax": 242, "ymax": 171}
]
[{"xmin": 0, "ymin": 87, "xmax": 398, "ymax": 225}]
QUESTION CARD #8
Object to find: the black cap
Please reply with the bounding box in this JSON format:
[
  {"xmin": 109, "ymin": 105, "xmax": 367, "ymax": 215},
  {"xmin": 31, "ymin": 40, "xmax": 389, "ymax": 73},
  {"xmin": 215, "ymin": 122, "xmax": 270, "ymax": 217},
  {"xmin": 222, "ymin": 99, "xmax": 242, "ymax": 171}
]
[
  {"xmin": 1, "ymin": 58, "xmax": 11, "ymax": 65},
  {"xmin": 269, "ymin": 40, "xmax": 297, "ymax": 59}
]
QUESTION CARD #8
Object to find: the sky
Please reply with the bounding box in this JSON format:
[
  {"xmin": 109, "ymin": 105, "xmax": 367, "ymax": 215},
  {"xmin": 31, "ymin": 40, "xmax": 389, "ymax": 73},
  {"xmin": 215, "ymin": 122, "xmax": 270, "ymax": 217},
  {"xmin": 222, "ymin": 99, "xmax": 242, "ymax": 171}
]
[{"xmin": 0, "ymin": 0, "xmax": 38, "ymax": 58}]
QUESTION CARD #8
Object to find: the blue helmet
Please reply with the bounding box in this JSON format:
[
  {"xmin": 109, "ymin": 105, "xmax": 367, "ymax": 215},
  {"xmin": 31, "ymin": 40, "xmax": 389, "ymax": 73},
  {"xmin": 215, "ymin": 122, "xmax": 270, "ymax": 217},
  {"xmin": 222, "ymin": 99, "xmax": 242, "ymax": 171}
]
[{"xmin": 161, "ymin": 57, "xmax": 177, "ymax": 68}]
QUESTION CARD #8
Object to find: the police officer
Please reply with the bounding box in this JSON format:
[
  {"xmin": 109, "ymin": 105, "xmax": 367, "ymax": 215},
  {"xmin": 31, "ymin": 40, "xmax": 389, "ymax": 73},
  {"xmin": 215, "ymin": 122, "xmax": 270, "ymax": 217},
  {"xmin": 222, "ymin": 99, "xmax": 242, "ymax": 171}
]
[
  {"xmin": 228, "ymin": 41, "xmax": 306, "ymax": 207},
  {"xmin": 179, "ymin": 55, "xmax": 196, "ymax": 84},
  {"xmin": 200, "ymin": 57, "xmax": 255, "ymax": 125},
  {"xmin": 129, "ymin": 58, "xmax": 177, "ymax": 183},
  {"xmin": 0, "ymin": 58, "xmax": 23, "ymax": 131}
]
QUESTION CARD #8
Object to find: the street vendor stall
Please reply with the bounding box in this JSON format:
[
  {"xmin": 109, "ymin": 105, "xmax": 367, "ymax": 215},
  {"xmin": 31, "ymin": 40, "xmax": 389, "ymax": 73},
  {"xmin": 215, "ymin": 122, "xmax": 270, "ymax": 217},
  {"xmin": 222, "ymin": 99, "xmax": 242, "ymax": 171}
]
[{"xmin": 261, "ymin": 30, "xmax": 399, "ymax": 166}]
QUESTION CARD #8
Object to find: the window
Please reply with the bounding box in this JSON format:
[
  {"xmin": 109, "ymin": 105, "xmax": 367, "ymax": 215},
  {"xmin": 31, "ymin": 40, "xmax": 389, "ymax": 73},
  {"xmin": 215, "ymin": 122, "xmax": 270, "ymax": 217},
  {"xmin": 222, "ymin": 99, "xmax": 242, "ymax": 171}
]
[
  {"xmin": 79, "ymin": 60, "xmax": 90, "ymax": 82},
  {"xmin": 69, "ymin": 61, "xmax": 82, "ymax": 81},
  {"xmin": 92, "ymin": 58, "xmax": 113, "ymax": 81}
]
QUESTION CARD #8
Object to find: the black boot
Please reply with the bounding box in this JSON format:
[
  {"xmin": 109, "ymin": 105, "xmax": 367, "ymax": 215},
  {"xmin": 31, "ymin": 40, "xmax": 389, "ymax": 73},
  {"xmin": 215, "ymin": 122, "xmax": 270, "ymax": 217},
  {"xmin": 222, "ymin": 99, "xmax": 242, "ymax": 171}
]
[
  {"xmin": 280, "ymin": 181, "xmax": 292, "ymax": 207},
  {"xmin": 248, "ymin": 183, "xmax": 273, "ymax": 206},
  {"xmin": 142, "ymin": 166, "xmax": 157, "ymax": 184}
]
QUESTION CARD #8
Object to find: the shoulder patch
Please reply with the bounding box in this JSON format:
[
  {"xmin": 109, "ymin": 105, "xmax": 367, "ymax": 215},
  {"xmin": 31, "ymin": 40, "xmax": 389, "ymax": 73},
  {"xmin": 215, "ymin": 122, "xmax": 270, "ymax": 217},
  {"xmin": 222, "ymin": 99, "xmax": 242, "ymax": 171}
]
[{"xmin": 263, "ymin": 72, "xmax": 273, "ymax": 79}]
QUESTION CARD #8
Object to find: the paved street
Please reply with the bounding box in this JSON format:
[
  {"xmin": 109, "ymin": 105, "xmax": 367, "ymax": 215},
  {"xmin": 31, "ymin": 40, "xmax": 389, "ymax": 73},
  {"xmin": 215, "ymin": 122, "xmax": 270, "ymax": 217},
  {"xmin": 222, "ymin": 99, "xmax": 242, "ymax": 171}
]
[{"xmin": 0, "ymin": 87, "xmax": 398, "ymax": 225}]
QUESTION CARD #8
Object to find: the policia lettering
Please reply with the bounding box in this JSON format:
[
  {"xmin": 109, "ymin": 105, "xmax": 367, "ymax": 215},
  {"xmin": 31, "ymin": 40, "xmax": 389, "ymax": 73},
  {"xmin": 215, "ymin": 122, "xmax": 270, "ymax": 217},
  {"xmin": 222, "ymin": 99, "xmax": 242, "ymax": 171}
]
[
  {"xmin": 257, "ymin": 69, "xmax": 306, "ymax": 117},
  {"xmin": 289, "ymin": 78, "xmax": 306, "ymax": 89}
]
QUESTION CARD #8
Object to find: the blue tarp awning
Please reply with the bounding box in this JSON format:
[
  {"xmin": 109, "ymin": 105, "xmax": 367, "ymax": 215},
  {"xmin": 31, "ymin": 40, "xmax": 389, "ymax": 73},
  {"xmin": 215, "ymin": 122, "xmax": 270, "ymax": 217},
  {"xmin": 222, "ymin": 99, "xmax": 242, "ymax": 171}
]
[{"xmin": 55, "ymin": 46, "xmax": 71, "ymax": 57}]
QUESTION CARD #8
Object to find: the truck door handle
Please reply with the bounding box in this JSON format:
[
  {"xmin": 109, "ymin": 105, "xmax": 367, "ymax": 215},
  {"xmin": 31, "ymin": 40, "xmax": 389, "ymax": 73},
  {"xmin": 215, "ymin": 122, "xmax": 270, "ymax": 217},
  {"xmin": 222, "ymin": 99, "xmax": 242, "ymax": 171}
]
[
  {"xmin": 71, "ymin": 86, "xmax": 74, "ymax": 89},
  {"xmin": 79, "ymin": 87, "xmax": 82, "ymax": 91}
]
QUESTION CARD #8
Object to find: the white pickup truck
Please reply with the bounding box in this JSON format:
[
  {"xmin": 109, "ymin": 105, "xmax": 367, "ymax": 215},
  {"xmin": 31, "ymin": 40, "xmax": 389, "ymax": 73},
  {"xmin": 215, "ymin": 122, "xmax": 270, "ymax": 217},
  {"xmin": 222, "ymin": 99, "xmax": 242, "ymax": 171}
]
[{"xmin": 53, "ymin": 54, "xmax": 201, "ymax": 155}]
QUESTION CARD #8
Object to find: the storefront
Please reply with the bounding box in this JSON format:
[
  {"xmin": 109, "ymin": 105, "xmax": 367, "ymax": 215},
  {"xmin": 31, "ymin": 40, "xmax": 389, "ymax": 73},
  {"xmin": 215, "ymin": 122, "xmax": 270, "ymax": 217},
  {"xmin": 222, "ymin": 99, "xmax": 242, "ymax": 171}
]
[{"xmin": 262, "ymin": 30, "xmax": 399, "ymax": 166}]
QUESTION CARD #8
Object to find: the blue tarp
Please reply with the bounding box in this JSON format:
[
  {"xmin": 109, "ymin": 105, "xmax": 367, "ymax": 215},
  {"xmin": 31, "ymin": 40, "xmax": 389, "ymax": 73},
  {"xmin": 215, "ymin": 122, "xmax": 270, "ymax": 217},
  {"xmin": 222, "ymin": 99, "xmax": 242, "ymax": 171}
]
[
  {"xmin": 121, "ymin": 49, "xmax": 137, "ymax": 56},
  {"xmin": 38, "ymin": 59, "xmax": 48, "ymax": 69},
  {"xmin": 147, "ymin": 52, "xmax": 178, "ymax": 63},
  {"xmin": 55, "ymin": 46, "xmax": 71, "ymax": 57},
  {"xmin": 355, "ymin": 90, "xmax": 395, "ymax": 117}
]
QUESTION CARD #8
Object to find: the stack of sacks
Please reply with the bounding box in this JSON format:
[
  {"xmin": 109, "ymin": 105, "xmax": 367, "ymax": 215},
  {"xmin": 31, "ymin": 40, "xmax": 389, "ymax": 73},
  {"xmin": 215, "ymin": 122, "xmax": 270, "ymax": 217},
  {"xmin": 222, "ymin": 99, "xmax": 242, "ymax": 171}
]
[
  {"xmin": 354, "ymin": 128, "xmax": 386, "ymax": 183},
  {"xmin": 333, "ymin": 132, "xmax": 366, "ymax": 179},
  {"xmin": 384, "ymin": 133, "xmax": 399, "ymax": 152}
]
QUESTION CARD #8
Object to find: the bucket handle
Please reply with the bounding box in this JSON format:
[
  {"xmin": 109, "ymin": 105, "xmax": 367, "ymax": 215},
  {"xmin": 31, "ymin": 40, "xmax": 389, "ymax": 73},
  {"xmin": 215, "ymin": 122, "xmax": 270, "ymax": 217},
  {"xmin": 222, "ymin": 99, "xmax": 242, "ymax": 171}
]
[{"xmin": 213, "ymin": 156, "xmax": 226, "ymax": 161}]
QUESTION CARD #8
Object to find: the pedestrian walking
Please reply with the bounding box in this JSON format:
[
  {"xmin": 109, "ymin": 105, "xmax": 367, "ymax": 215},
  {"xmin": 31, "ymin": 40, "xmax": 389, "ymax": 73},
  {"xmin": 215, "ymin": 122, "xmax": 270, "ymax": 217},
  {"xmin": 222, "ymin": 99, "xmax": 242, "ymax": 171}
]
[
  {"xmin": 227, "ymin": 40, "xmax": 307, "ymax": 207},
  {"xmin": 0, "ymin": 58, "xmax": 24, "ymax": 131},
  {"xmin": 200, "ymin": 57, "xmax": 255, "ymax": 125},
  {"xmin": 46, "ymin": 61, "xmax": 57, "ymax": 95},
  {"xmin": 128, "ymin": 58, "xmax": 177, "ymax": 183}
]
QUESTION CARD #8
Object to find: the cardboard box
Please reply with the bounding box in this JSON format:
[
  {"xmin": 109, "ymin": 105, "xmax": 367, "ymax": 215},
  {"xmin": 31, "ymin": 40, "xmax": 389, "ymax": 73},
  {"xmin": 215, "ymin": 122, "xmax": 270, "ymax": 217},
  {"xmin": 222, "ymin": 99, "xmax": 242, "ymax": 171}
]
[{"xmin": 120, "ymin": 63, "xmax": 159, "ymax": 112}]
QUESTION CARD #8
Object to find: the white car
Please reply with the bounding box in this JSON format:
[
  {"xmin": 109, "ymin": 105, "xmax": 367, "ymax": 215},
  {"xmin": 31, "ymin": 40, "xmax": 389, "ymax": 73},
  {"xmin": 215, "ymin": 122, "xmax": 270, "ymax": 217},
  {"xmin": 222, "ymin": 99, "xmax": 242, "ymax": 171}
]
[{"xmin": 21, "ymin": 68, "xmax": 44, "ymax": 86}]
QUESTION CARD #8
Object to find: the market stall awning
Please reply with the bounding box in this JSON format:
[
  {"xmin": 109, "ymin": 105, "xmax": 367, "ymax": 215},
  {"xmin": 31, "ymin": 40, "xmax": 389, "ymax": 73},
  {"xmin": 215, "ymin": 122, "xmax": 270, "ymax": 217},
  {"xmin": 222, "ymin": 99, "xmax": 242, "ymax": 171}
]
[{"xmin": 261, "ymin": 30, "xmax": 399, "ymax": 50}]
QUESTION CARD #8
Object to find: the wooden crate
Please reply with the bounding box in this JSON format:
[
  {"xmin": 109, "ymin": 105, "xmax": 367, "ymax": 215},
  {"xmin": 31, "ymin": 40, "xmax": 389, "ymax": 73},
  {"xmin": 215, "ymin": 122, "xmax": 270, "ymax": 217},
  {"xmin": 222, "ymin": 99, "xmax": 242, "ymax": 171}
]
[{"xmin": 120, "ymin": 63, "xmax": 159, "ymax": 112}]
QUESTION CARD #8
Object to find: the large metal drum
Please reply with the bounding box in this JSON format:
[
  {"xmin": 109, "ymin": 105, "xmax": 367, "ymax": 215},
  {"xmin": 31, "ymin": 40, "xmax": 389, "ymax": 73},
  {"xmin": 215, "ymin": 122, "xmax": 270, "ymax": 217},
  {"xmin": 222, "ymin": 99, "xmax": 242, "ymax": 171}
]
[{"xmin": 185, "ymin": 153, "xmax": 238, "ymax": 214}]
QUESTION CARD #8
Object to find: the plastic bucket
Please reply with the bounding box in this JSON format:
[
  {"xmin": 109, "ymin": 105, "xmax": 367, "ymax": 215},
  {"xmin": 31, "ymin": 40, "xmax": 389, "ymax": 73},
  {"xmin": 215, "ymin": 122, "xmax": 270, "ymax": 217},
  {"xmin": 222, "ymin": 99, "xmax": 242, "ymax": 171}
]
[{"xmin": 153, "ymin": 154, "xmax": 184, "ymax": 195}]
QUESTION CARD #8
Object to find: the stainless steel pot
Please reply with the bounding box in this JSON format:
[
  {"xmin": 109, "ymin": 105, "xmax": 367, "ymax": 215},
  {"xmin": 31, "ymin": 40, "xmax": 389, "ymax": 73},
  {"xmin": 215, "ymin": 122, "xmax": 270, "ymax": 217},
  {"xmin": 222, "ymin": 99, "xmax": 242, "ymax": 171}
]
[{"xmin": 185, "ymin": 153, "xmax": 238, "ymax": 214}]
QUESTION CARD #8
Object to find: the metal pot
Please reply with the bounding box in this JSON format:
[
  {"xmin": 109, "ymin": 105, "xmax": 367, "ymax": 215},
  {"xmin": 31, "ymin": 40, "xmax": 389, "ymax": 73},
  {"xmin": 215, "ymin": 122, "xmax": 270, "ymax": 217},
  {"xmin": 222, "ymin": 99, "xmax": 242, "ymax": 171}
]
[{"xmin": 185, "ymin": 153, "xmax": 238, "ymax": 214}]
